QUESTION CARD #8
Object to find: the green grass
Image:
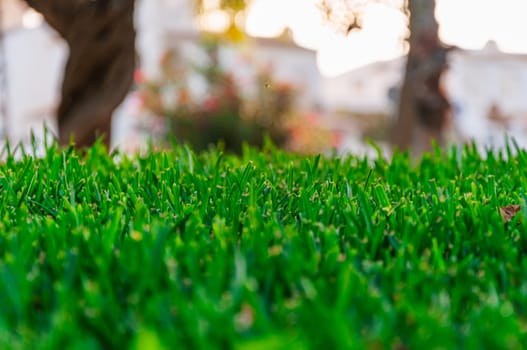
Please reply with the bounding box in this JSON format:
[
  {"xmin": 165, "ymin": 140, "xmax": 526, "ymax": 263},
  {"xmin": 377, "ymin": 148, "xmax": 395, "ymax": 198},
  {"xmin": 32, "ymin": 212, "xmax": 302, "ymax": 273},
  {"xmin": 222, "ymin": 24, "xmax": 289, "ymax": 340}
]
[{"xmin": 1, "ymin": 139, "xmax": 527, "ymax": 349}]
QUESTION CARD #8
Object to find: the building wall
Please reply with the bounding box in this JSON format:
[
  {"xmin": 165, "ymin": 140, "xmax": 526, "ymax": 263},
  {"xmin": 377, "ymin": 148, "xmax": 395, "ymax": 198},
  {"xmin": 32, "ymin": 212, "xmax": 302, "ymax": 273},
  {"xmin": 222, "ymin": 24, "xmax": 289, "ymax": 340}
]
[
  {"xmin": 320, "ymin": 44, "xmax": 527, "ymax": 148},
  {"xmin": 4, "ymin": 26, "xmax": 66, "ymax": 142},
  {"xmin": 446, "ymin": 45, "xmax": 527, "ymax": 147},
  {"xmin": 320, "ymin": 58, "xmax": 404, "ymax": 114}
]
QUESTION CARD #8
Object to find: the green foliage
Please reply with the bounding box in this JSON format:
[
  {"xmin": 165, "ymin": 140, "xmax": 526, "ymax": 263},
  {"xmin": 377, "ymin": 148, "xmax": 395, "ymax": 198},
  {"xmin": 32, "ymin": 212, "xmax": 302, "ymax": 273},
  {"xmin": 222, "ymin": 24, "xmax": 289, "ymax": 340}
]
[
  {"xmin": 1, "ymin": 139, "xmax": 527, "ymax": 349},
  {"xmin": 138, "ymin": 44, "xmax": 294, "ymax": 154}
]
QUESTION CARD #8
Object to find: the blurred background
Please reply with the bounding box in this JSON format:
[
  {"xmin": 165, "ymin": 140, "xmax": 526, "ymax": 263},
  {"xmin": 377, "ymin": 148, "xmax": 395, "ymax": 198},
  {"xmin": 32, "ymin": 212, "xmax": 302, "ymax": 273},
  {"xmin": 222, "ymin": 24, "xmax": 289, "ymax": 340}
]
[{"xmin": 2, "ymin": 0, "xmax": 527, "ymax": 156}]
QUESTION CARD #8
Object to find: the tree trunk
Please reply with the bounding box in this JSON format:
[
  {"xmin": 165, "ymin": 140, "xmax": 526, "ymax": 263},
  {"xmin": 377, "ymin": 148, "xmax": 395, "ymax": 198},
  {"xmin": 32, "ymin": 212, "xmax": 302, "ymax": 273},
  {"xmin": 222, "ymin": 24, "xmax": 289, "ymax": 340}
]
[
  {"xmin": 393, "ymin": 0, "xmax": 449, "ymax": 154},
  {"xmin": 24, "ymin": 0, "xmax": 136, "ymax": 148}
]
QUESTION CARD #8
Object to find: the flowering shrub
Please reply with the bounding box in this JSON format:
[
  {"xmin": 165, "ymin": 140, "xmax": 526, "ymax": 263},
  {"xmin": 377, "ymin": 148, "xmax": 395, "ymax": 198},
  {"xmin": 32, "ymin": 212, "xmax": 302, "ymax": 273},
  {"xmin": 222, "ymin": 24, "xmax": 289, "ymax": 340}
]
[
  {"xmin": 137, "ymin": 40, "xmax": 294, "ymax": 153},
  {"xmin": 285, "ymin": 112, "xmax": 344, "ymax": 154}
]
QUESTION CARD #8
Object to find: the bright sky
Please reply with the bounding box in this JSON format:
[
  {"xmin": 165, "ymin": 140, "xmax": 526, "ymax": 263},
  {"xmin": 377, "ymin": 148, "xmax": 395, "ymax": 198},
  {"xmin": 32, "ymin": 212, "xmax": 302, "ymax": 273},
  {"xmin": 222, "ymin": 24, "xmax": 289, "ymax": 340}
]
[
  {"xmin": 241, "ymin": 0, "xmax": 527, "ymax": 77},
  {"xmin": 21, "ymin": 0, "xmax": 527, "ymax": 78}
]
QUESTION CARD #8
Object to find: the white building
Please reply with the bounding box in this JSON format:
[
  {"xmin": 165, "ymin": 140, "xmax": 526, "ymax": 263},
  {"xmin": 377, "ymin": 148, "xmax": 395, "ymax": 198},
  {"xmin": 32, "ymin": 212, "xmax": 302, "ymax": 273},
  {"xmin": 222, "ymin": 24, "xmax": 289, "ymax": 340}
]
[
  {"xmin": 324, "ymin": 42, "xmax": 527, "ymax": 149},
  {"xmin": 446, "ymin": 42, "xmax": 527, "ymax": 148}
]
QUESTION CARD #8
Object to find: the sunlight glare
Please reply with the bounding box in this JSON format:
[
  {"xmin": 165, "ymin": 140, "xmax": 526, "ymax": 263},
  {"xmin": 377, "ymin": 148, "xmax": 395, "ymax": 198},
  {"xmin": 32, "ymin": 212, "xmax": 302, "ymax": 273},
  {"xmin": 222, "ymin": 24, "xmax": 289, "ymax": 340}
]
[
  {"xmin": 201, "ymin": 0, "xmax": 222, "ymax": 12},
  {"xmin": 245, "ymin": 0, "xmax": 288, "ymax": 38},
  {"xmin": 361, "ymin": 3, "xmax": 407, "ymax": 40},
  {"xmin": 436, "ymin": 0, "xmax": 492, "ymax": 49},
  {"xmin": 437, "ymin": 0, "xmax": 527, "ymax": 53},
  {"xmin": 22, "ymin": 9, "xmax": 44, "ymax": 29},
  {"xmin": 197, "ymin": 9, "xmax": 230, "ymax": 33},
  {"xmin": 317, "ymin": 30, "xmax": 404, "ymax": 77},
  {"xmin": 317, "ymin": 2, "xmax": 407, "ymax": 76},
  {"xmin": 288, "ymin": 0, "xmax": 334, "ymax": 50},
  {"xmin": 490, "ymin": 0, "xmax": 527, "ymax": 53}
]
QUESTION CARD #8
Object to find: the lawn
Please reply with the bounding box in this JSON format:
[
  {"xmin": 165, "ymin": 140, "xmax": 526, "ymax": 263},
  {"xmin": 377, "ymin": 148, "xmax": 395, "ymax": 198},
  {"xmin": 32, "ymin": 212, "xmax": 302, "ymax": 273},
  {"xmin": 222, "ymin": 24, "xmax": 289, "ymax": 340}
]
[{"xmin": 0, "ymin": 139, "xmax": 526, "ymax": 349}]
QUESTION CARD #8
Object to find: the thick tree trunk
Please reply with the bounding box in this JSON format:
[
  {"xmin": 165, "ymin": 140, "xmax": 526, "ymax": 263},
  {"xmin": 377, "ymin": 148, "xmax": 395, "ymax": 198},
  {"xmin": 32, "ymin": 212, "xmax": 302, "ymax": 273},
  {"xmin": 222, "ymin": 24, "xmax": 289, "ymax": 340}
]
[
  {"xmin": 393, "ymin": 0, "xmax": 449, "ymax": 153},
  {"xmin": 24, "ymin": 0, "xmax": 136, "ymax": 148}
]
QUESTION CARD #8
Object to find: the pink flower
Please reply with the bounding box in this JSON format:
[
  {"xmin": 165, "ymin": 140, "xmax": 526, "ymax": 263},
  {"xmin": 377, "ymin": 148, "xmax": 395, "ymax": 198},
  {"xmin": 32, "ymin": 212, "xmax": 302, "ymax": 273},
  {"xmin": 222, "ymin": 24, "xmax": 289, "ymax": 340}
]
[
  {"xmin": 134, "ymin": 69, "xmax": 146, "ymax": 84},
  {"xmin": 203, "ymin": 97, "xmax": 220, "ymax": 113},
  {"xmin": 305, "ymin": 112, "xmax": 318, "ymax": 124}
]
